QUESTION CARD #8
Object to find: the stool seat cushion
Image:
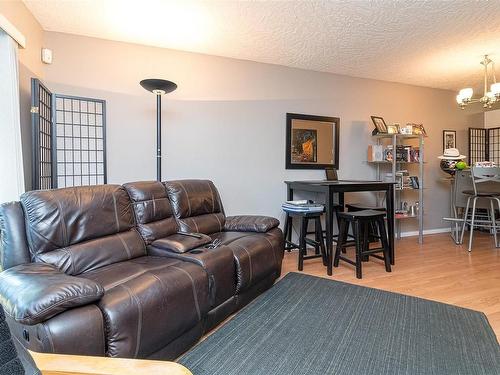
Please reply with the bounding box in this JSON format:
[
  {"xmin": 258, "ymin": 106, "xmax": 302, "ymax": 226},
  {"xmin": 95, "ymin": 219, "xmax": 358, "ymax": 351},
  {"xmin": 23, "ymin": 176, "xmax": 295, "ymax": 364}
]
[
  {"xmin": 462, "ymin": 190, "xmax": 500, "ymax": 197},
  {"xmin": 338, "ymin": 209, "xmax": 386, "ymax": 220},
  {"xmin": 346, "ymin": 203, "xmax": 386, "ymax": 212}
]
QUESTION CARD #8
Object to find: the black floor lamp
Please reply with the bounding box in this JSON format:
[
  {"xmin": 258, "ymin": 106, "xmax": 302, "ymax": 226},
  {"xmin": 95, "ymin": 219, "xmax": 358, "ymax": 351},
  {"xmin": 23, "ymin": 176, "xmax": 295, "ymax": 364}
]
[{"xmin": 140, "ymin": 78, "xmax": 177, "ymax": 181}]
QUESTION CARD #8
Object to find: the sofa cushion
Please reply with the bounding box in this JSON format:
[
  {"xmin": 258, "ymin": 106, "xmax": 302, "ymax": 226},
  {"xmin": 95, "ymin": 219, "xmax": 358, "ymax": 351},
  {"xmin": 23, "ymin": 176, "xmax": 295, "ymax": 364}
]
[
  {"xmin": 123, "ymin": 181, "xmax": 178, "ymax": 245},
  {"xmin": 210, "ymin": 228, "xmax": 284, "ymax": 293},
  {"xmin": 37, "ymin": 230, "xmax": 146, "ymax": 275},
  {"xmin": 224, "ymin": 215, "xmax": 280, "ymax": 233},
  {"xmin": 20, "ymin": 185, "xmax": 146, "ymax": 275},
  {"xmin": 83, "ymin": 256, "xmax": 209, "ymax": 358},
  {"xmin": 164, "ymin": 180, "xmax": 225, "ymax": 234},
  {"xmin": 0, "ymin": 263, "xmax": 103, "ymax": 325},
  {"xmin": 150, "ymin": 233, "xmax": 212, "ymax": 254}
]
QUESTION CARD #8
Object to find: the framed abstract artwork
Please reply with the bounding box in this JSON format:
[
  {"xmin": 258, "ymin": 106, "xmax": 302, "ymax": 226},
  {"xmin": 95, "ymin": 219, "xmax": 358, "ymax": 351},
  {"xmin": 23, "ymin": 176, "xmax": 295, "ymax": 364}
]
[{"xmin": 286, "ymin": 113, "xmax": 340, "ymax": 170}]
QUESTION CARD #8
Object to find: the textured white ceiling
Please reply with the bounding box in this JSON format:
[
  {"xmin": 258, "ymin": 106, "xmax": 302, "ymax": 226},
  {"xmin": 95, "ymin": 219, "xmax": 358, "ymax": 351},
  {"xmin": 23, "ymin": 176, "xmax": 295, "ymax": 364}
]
[{"xmin": 24, "ymin": 0, "xmax": 500, "ymax": 92}]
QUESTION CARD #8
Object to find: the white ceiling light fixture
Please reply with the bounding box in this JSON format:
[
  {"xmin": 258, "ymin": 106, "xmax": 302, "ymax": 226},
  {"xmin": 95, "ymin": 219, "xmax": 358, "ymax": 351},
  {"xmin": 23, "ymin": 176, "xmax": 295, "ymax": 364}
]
[{"xmin": 456, "ymin": 55, "xmax": 500, "ymax": 110}]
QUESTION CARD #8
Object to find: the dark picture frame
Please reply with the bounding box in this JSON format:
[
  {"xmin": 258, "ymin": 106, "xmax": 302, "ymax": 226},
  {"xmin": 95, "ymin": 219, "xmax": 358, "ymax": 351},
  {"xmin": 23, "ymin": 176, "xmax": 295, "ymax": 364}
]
[
  {"xmin": 325, "ymin": 167, "xmax": 338, "ymax": 181},
  {"xmin": 286, "ymin": 113, "xmax": 340, "ymax": 170},
  {"xmin": 443, "ymin": 130, "xmax": 456, "ymax": 151},
  {"xmin": 371, "ymin": 116, "xmax": 388, "ymax": 133}
]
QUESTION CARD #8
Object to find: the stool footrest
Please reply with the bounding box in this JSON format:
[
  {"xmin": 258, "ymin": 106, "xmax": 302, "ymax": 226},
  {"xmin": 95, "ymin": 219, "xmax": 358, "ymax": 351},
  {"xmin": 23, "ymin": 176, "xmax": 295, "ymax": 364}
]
[
  {"xmin": 336, "ymin": 256, "xmax": 356, "ymax": 267},
  {"xmin": 336, "ymin": 240, "xmax": 356, "ymax": 248},
  {"xmin": 285, "ymin": 241, "xmax": 299, "ymax": 251},
  {"xmin": 361, "ymin": 247, "xmax": 385, "ymax": 255},
  {"xmin": 304, "ymin": 238, "xmax": 320, "ymax": 247},
  {"xmin": 303, "ymin": 254, "xmax": 324, "ymax": 260}
]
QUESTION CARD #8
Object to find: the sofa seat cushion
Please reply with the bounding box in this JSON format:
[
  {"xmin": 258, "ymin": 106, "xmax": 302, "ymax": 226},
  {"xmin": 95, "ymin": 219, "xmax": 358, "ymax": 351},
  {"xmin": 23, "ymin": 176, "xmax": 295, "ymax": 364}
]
[
  {"xmin": 83, "ymin": 256, "xmax": 209, "ymax": 358},
  {"xmin": 210, "ymin": 228, "xmax": 284, "ymax": 293}
]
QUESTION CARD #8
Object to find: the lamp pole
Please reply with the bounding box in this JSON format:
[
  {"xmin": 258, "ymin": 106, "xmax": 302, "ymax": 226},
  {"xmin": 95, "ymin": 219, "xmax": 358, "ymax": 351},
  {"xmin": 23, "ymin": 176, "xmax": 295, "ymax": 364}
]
[
  {"xmin": 156, "ymin": 93, "xmax": 162, "ymax": 181},
  {"xmin": 140, "ymin": 79, "xmax": 177, "ymax": 182}
]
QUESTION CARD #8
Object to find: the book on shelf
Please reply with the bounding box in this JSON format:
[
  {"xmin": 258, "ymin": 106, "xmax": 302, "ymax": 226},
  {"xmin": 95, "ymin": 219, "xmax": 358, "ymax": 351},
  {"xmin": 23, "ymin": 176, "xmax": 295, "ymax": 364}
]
[
  {"xmin": 384, "ymin": 146, "xmax": 394, "ymax": 162},
  {"xmin": 410, "ymin": 147, "xmax": 420, "ymax": 162},
  {"xmin": 395, "ymin": 174, "xmax": 419, "ymax": 189},
  {"xmin": 409, "ymin": 176, "xmax": 419, "ymax": 189},
  {"xmin": 395, "ymin": 146, "xmax": 410, "ymax": 162},
  {"xmin": 367, "ymin": 145, "xmax": 384, "ymax": 161}
]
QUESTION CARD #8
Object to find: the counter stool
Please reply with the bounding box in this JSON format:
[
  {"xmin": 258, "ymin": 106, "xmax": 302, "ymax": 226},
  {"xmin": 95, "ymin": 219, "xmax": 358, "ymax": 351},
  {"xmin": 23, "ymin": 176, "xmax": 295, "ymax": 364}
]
[
  {"xmin": 346, "ymin": 203, "xmax": 386, "ymax": 242},
  {"xmin": 459, "ymin": 166, "xmax": 500, "ymax": 252},
  {"xmin": 283, "ymin": 210, "xmax": 327, "ymax": 271},
  {"xmin": 333, "ymin": 209, "xmax": 391, "ymax": 279}
]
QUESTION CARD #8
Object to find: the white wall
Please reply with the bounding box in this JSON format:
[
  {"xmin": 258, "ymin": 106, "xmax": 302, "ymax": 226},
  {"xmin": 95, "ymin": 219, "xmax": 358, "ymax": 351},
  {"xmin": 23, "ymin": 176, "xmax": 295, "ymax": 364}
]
[
  {"xmin": 42, "ymin": 32, "xmax": 478, "ymax": 231},
  {"xmin": 485, "ymin": 109, "xmax": 500, "ymax": 128},
  {"xmin": 0, "ymin": 1, "xmax": 44, "ymax": 191}
]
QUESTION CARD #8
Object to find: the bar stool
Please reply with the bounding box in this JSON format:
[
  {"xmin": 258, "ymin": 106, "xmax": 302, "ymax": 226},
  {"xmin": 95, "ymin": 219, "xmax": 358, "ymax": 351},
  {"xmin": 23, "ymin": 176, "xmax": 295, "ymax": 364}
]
[
  {"xmin": 283, "ymin": 210, "xmax": 327, "ymax": 271},
  {"xmin": 346, "ymin": 203, "xmax": 386, "ymax": 242},
  {"xmin": 459, "ymin": 166, "xmax": 500, "ymax": 252},
  {"xmin": 333, "ymin": 209, "xmax": 391, "ymax": 279}
]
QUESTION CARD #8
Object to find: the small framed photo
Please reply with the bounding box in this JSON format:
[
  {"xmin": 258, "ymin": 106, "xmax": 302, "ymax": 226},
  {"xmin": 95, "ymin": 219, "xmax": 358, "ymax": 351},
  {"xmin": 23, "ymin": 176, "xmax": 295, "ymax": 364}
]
[
  {"xmin": 387, "ymin": 124, "xmax": 399, "ymax": 134},
  {"xmin": 371, "ymin": 116, "xmax": 387, "ymax": 133},
  {"xmin": 400, "ymin": 124, "xmax": 413, "ymax": 135},
  {"xmin": 412, "ymin": 124, "xmax": 427, "ymax": 136},
  {"xmin": 443, "ymin": 130, "xmax": 456, "ymax": 151}
]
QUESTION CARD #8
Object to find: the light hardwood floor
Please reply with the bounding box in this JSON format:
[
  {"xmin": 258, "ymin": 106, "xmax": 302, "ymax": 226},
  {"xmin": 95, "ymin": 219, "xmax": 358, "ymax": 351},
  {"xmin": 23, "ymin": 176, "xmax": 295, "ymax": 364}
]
[{"xmin": 281, "ymin": 232, "xmax": 500, "ymax": 340}]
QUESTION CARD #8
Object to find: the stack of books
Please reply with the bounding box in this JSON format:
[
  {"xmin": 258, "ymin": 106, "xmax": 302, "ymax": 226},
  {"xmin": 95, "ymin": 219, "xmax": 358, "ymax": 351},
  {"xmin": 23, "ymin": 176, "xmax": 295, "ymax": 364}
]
[
  {"xmin": 282, "ymin": 200, "xmax": 325, "ymax": 213},
  {"xmin": 367, "ymin": 145, "xmax": 420, "ymax": 162}
]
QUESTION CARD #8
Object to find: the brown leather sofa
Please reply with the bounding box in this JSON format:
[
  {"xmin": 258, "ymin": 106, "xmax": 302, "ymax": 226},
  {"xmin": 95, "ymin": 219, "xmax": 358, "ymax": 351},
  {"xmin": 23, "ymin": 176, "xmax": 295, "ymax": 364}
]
[{"xmin": 0, "ymin": 180, "xmax": 284, "ymax": 360}]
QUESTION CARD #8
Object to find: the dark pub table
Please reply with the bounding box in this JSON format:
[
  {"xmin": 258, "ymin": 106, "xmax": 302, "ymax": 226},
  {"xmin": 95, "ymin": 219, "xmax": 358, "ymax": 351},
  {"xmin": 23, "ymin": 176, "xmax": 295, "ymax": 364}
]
[{"xmin": 284, "ymin": 180, "xmax": 396, "ymax": 275}]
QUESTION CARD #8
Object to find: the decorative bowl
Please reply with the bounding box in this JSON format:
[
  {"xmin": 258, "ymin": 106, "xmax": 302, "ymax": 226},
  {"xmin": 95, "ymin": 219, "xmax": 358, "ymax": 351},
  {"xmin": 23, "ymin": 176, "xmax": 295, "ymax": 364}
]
[{"xmin": 440, "ymin": 159, "xmax": 461, "ymax": 175}]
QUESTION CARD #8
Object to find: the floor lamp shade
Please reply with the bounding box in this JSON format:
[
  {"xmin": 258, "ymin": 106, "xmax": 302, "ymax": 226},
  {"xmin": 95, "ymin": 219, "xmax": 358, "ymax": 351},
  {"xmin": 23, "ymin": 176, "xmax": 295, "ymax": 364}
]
[{"xmin": 140, "ymin": 79, "xmax": 177, "ymax": 181}]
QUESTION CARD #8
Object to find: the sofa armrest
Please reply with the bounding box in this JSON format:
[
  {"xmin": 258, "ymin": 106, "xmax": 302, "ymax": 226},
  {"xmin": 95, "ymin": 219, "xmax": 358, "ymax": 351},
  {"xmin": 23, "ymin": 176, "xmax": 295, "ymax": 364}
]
[
  {"xmin": 149, "ymin": 233, "xmax": 212, "ymax": 254},
  {"xmin": 0, "ymin": 263, "xmax": 104, "ymax": 325},
  {"xmin": 224, "ymin": 215, "xmax": 280, "ymax": 233}
]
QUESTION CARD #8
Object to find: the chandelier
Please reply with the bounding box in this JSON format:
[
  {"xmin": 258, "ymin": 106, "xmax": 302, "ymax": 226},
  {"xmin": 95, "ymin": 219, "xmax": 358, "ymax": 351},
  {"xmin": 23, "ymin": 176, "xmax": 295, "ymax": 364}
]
[{"xmin": 456, "ymin": 55, "xmax": 500, "ymax": 109}]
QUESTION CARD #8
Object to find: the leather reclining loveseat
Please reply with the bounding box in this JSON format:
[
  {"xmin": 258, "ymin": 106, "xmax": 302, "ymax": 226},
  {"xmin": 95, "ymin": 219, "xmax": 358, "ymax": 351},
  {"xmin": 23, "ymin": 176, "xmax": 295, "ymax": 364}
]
[{"xmin": 0, "ymin": 179, "xmax": 284, "ymax": 359}]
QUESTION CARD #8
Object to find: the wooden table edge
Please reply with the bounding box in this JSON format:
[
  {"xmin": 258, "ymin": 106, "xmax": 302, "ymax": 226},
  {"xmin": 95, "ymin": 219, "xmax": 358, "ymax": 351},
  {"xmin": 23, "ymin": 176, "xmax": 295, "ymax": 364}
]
[{"xmin": 29, "ymin": 350, "xmax": 193, "ymax": 375}]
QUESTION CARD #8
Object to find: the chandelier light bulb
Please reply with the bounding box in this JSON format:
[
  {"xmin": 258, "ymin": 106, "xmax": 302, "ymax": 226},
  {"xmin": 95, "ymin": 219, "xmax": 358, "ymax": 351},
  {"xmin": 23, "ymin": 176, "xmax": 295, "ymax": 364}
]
[
  {"xmin": 456, "ymin": 94, "xmax": 464, "ymax": 104},
  {"xmin": 459, "ymin": 88, "xmax": 473, "ymax": 101},
  {"xmin": 491, "ymin": 82, "xmax": 500, "ymax": 96}
]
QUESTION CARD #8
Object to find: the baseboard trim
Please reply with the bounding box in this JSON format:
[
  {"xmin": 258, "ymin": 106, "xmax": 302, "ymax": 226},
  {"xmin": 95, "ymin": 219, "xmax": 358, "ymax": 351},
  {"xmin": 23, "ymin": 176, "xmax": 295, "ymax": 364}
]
[{"xmin": 400, "ymin": 227, "xmax": 451, "ymax": 238}]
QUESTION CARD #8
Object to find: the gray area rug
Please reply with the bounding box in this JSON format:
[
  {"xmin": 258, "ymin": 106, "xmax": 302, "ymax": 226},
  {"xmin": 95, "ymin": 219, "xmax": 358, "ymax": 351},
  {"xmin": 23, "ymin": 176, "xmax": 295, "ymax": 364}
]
[{"xmin": 180, "ymin": 272, "xmax": 500, "ymax": 375}]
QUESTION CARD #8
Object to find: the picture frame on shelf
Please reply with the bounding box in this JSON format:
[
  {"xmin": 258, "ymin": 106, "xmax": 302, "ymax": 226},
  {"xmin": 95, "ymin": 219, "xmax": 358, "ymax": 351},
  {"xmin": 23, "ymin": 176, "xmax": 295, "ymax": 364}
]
[
  {"xmin": 400, "ymin": 124, "xmax": 413, "ymax": 135},
  {"xmin": 443, "ymin": 130, "xmax": 456, "ymax": 151},
  {"xmin": 412, "ymin": 123, "xmax": 427, "ymax": 136},
  {"xmin": 371, "ymin": 116, "xmax": 387, "ymax": 134},
  {"xmin": 387, "ymin": 124, "xmax": 399, "ymax": 134}
]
